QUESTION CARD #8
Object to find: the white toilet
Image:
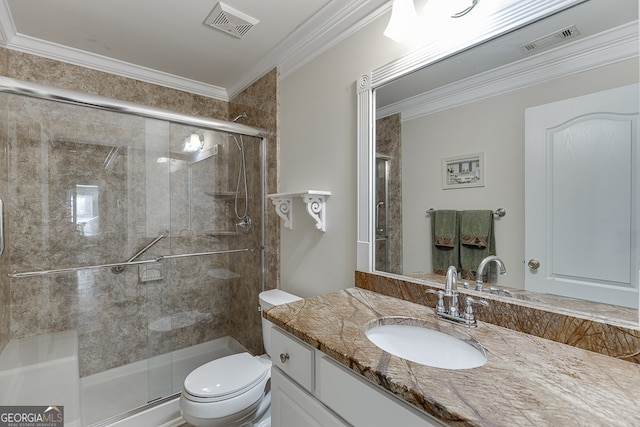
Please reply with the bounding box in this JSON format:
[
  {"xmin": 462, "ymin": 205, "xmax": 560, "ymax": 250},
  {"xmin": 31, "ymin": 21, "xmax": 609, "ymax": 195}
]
[{"xmin": 180, "ymin": 289, "xmax": 301, "ymax": 427}]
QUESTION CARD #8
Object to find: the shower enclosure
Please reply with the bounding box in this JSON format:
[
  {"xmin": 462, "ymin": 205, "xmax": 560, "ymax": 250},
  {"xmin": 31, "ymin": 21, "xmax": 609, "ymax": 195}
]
[
  {"xmin": 374, "ymin": 114, "xmax": 402, "ymax": 275},
  {"xmin": 0, "ymin": 78, "xmax": 267, "ymax": 426},
  {"xmin": 375, "ymin": 155, "xmax": 391, "ymax": 272}
]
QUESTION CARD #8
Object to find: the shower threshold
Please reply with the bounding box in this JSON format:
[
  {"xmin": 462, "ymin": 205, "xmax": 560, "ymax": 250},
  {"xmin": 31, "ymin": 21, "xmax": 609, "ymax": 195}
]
[{"xmin": 82, "ymin": 336, "xmax": 247, "ymax": 426}]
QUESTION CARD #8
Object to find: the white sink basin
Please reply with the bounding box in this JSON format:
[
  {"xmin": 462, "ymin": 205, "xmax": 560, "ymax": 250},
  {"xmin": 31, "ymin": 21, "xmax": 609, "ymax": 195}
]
[{"xmin": 365, "ymin": 318, "xmax": 487, "ymax": 370}]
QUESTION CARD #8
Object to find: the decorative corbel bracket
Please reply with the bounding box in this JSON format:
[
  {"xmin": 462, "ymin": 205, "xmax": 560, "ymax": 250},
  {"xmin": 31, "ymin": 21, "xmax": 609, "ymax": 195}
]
[
  {"xmin": 267, "ymin": 190, "xmax": 331, "ymax": 232},
  {"xmin": 269, "ymin": 196, "xmax": 293, "ymax": 229}
]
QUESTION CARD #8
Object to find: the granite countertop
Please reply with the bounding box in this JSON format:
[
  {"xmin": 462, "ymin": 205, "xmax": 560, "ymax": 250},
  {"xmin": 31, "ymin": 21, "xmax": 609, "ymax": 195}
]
[{"xmin": 264, "ymin": 287, "xmax": 640, "ymax": 427}]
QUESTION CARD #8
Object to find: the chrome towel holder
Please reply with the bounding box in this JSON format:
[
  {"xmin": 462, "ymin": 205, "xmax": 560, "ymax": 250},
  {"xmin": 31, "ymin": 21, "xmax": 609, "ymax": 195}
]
[{"xmin": 426, "ymin": 207, "xmax": 506, "ymax": 218}]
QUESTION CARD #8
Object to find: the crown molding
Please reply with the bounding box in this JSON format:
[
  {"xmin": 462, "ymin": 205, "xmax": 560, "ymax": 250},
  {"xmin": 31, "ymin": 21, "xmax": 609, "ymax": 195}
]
[
  {"xmin": 227, "ymin": 0, "xmax": 390, "ymax": 98},
  {"xmin": 376, "ymin": 22, "xmax": 639, "ymax": 121},
  {"xmin": 2, "ymin": 31, "xmax": 231, "ymax": 100},
  {"xmin": 0, "ymin": 0, "xmax": 389, "ymax": 101}
]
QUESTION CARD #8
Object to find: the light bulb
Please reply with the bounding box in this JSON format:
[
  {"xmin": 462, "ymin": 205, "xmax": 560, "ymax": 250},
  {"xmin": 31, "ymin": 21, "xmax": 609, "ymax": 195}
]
[{"xmin": 384, "ymin": 0, "xmax": 420, "ymax": 43}]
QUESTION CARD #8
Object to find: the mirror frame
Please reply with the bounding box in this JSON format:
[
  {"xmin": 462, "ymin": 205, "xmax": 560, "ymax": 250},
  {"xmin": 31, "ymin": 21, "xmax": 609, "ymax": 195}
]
[{"xmin": 356, "ymin": 0, "xmax": 594, "ymax": 271}]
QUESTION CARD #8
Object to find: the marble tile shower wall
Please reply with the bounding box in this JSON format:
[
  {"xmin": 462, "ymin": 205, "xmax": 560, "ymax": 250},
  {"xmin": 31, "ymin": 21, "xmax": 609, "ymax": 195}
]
[
  {"xmin": 0, "ymin": 48, "xmax": 280, "ymax": 375},
  {"xmin": 229, "ymin": 68, "xmax": 280, "ymax": 356},
  {"xmin": 375, "ymin": 114, "xmax": 402, "ymax": 274}
]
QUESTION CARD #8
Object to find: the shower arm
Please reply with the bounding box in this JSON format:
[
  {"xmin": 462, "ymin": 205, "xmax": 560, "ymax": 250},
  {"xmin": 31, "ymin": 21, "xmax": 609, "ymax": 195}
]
[{"xmin": 111, "ymin": 230, "xmax": 169, "ymax": 274}]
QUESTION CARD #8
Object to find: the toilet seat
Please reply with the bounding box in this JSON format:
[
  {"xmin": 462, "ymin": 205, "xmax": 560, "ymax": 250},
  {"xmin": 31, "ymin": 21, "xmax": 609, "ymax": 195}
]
[
  {"xmin": 183, "ymin": 352, "xmax": 270, "ymax": 403},
  {"xmin": 180, "ymin": 352, "xmax": 272, "ymax": 424}
]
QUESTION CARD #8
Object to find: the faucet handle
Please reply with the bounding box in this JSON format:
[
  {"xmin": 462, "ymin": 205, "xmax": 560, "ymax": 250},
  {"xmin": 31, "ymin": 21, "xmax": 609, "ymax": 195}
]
[
  {"xmin": 426, "ymin": 289, "xmax": 446, "ymax": 313},
  {"xmin": 464, "ymin": 297, "xmax": 489, "ymax": 323}
]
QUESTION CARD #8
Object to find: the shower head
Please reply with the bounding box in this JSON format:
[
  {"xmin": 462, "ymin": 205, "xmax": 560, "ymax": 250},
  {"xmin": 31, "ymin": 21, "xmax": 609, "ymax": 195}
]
[{"xmin": 232, "ymin": 112, "xmax": 248, "ymax": 122}]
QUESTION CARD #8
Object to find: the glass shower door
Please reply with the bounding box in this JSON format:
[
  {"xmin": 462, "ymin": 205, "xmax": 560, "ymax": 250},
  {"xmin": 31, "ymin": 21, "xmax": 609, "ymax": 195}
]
[
  {"xmin": 375, "ymin": 156, "xmax": 390, "ymax": 272},
  {"xmin": 0, "ymin": 82, "xmax": 266, "ymax": 426},
  {"xmin": 0, "ymin": 92, "xmax": 177, "ymax": 425}
]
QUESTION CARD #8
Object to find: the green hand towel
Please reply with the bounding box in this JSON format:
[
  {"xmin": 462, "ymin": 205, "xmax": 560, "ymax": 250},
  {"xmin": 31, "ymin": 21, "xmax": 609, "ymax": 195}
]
[
  {"xmin": 431, "ymin": 210, "xmax": 459, "ymax": 276},
  {"xmin": 459, "ymin": 210, "xmax": 495, "ymax": 282},
  {"xmin": 433, "ymin": 210, "xmax": 457, "ymax": 248}
]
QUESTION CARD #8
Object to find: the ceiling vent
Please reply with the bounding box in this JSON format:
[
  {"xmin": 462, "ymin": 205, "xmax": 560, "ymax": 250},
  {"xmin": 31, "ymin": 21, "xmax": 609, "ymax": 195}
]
[
  {"xmin": 519, "ymin": 25, "xmax": 580, "ymax": 53},
  {"xmin": 204, "ymin": 2, "xmax": 259, "ymax": 39}
]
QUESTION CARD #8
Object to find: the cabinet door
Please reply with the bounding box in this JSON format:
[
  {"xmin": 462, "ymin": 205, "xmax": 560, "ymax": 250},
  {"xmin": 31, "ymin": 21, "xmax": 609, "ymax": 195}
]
[
  {"xmin": 317, "ymin": 356, "xmax": 447, "ymax": 427},
  {"xmin": 271, "ymin": 367, "xmax": 349, "ymax": 427}
]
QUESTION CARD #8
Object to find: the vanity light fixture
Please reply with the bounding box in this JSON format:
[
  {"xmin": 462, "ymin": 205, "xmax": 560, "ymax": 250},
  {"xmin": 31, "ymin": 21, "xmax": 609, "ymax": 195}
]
[
  {"xmin": 384, "ymin": 0, "xmax": 481, "ymax": 43},
  {"xmin": 383, "ymin": 0, "xmax": 420, "ymax": 43},
  {"xmin": 451, "ymin": 0, "xmax": 480, "ymax": 18},
  {"xmin": 183, "ymin": 132, "xmax": 204, "ymax": 152}
]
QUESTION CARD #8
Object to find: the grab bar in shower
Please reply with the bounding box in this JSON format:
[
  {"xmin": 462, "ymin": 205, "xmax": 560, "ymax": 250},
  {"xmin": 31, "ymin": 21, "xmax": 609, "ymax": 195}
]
[
  {"xmin": 0, "ymin": 198, "xmax": 4, "ymax": 255},
  {"xmin": 7, "ymin": 248, "xmax": 250, "ymax": 278},
  {"xmin": 111, "ymin": 230, "xmax": 169, "ymax": 274}
]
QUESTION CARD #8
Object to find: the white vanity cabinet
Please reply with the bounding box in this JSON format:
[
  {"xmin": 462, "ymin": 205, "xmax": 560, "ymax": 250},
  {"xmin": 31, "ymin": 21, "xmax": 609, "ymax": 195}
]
[
  {"xmin": 270, "ymin": 327, "xmax": 447, "ymax": 427},
  {"xmin": 271, "ymin": 367, "xmax": 349, "ymax": 427}
]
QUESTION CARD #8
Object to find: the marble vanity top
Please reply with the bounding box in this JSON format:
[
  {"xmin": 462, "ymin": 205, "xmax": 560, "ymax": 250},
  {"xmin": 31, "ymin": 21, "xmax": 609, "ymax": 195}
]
[{"xmin": 264, "ymin": 287, "xmax": 640, "ymax": 427}]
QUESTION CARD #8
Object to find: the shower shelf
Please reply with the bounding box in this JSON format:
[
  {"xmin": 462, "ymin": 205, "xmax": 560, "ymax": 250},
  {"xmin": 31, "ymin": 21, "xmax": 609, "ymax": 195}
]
[
  {"xmin": 267, "ymin": 190, "xmax": 331, "ymax": 232},
  {"xmin": 204, "ymin": 191, "xmax": 238, "ymax": 200},
  {"xmin": 204, "ymin": 230, "xmax": 238, "ymax": 237}
]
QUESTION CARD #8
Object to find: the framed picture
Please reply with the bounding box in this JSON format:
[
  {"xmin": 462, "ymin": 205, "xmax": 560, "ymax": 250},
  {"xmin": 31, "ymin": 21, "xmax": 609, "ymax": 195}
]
[{"xmin": 442, "ymin": 152, "xmax": 484, "ymax": 189}]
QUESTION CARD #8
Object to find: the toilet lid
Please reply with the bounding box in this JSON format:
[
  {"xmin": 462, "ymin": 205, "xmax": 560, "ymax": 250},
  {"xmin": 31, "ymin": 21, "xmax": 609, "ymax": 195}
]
[{"xmin": 183, "ymin": 352, "xmax": 269, "ymax": 399}]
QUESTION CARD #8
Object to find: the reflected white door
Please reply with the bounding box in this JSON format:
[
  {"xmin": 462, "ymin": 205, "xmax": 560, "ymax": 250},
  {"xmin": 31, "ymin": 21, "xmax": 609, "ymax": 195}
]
[{"xmin": 525, "ymin": 83, "xmax": 639, "ymax": 308}]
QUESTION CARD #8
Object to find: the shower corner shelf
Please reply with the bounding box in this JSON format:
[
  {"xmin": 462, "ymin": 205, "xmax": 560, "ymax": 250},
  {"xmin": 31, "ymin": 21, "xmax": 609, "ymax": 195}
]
[
  {"xmin": 204, "ymin": 230, "xmax": 238, "ymax": 237},
  {"xmin": 204, "ymin": 191, "xmax": 238, "ymax": 200},
  {"xmin": 267, "ymin": 190, "xmax": 331, "ymax": 232}
]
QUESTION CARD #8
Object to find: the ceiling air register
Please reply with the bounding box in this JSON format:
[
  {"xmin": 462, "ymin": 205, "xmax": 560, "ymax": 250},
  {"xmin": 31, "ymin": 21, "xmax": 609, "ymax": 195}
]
[{"xmin": 204, "ymin": 2, "xmax": 259, "ymax": 39}]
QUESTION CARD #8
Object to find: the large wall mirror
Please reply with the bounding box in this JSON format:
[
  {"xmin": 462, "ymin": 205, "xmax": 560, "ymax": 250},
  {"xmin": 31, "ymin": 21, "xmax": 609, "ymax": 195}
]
[{"xmin": 356, "ymin": 0, "xmax": 639, "ymax": 325}]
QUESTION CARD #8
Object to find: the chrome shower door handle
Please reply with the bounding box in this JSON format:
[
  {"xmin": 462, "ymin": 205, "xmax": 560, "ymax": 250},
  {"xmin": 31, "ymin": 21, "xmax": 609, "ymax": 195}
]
[
  {"xmin": 0, "ymin": 198, "xmax": 4, "ymax": 255},
  {"xmin": 376, "ymin": 201, "xmax": 385, "ymax": 233}
]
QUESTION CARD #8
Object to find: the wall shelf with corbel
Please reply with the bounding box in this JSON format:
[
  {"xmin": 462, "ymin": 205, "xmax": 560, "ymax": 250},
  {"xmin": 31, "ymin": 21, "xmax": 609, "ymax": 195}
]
[{"xmin": 267, "ymin": 190, "xmax": 331, "ymax": 232}]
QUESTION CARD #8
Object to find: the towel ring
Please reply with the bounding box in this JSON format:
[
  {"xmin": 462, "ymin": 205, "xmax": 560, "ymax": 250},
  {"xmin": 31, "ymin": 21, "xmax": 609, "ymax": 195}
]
[{"xmin": 426, "ymin": 208, "xmax": 506, "ymax": 218}]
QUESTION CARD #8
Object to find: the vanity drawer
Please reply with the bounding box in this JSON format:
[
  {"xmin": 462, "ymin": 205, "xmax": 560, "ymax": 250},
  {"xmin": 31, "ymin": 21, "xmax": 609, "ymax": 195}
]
[{"xmin": 271, "ymin": 327, "xmax": 315, "ymax": 392}]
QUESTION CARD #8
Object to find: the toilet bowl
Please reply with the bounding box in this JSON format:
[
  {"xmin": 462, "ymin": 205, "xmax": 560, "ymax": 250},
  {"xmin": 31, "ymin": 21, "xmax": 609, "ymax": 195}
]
[{"xmin": 180, "ymin": 289, "xmax": 301, "ymax": 427}]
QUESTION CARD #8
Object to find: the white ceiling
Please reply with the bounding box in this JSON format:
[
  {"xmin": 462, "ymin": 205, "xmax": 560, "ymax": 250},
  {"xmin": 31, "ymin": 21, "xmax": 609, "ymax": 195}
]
[{"xmin": 0, "ymin": 0, "xmax": 389, "ymax": 100}]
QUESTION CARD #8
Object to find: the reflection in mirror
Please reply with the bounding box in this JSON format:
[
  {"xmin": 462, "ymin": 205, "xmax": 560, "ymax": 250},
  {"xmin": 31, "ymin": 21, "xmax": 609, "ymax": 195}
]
[
  {"xmin": 73, "ymin": 184, "xmax": 100, "ymax": 237},
  {"xmin": 375, "ymin": 114, "xmax": 403, "ymax": 274},
  {"xmin": 49, "ymin": 140, "xmax": 127, "ymax": 248},
  {"xmin": 362, "ymin": 0, "xmax": 639, "ymax": 323}
]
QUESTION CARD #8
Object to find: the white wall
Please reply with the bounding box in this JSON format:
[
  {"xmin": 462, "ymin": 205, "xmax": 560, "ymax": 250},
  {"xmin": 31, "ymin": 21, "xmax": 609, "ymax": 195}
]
[{"xmin": 279, "ymin": 12, "xmax": 412, "ymax": 297}]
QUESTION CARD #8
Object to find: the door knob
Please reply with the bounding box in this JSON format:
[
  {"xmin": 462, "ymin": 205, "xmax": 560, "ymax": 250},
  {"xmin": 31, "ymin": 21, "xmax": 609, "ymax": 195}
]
[
  {"xmin": 528, "ymin": 259, "xmax": 540, "ymax": 269},
  {"xmin": 279, "ymin": 353, "xmax": 289, "ymax": 363}
]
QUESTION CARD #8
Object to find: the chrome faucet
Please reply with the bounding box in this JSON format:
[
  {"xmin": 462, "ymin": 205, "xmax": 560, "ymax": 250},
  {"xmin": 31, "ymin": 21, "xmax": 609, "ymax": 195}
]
[
  {"xmin": 427, "ymin": 265, "xmax": 489, "ymax": 328},
  {"xmin": 475, "ymin": 255, "xmax": 507, "ymax": 291},
  {"xmin": 445, "ymin": 265, "xmax": 459, "ymax": 316}
]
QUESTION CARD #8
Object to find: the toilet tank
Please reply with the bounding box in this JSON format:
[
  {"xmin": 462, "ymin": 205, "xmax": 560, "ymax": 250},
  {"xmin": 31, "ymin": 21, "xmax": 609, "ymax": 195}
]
[{"xmin": 259, "ymin": 289, "xmax": 301, "ymax": 356}]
